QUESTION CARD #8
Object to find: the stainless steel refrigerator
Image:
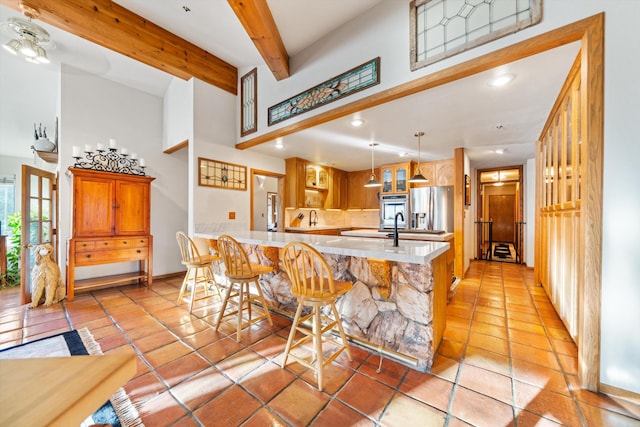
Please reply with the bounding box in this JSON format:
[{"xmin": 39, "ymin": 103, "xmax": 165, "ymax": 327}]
[{"xmin": 409, "ymin": 186, "xmax": 454, "ymax": 232}]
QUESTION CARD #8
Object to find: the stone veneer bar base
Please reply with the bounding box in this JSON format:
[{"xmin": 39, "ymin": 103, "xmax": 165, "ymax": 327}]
[{"xmin": 233, "ymin": 243, "xmax": 448, "ymax": 372}]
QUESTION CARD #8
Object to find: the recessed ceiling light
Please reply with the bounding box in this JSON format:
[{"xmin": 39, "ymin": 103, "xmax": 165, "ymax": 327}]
[
  {"xmin": 495, "ymin": 149, "xmax": 504, "ymax": 155},
  {"xmin": 399, "ymin": 152, "xmax": 409, "ymax": 157},
  {"xmin": 489, "ymin": 73, "xmax": 515, "ymax": 87},
  {"xmin": 274, "ymin": 139, "xmax": 284, "ymax": 149},
  {"xmin": 350, "ymin": 118, "xmax": 364, "ymax": 127}
]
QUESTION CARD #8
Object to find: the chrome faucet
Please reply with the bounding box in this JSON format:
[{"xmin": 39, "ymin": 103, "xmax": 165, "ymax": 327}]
[
  {"xmin": 393, "ymin": 211, "xmax": 404, "ymax": 247},
  {"xmin": 309, "ymin": 209, "xmax": 318, "ymax": 227}
]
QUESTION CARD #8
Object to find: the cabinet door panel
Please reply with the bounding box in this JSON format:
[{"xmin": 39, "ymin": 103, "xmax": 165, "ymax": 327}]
[
  {"xmin": 116, "ymin": 180, "xmax": 150, "ymax": 235},
  {"xmin": 75, "ymin": 177, "xmax": 115, "ymax": 237}
]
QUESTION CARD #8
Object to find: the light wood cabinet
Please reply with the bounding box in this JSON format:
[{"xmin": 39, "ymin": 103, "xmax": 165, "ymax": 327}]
[
  {"xmin": 412, "ymin": 159, "xmax": 454, "ymax": 187},
  {"xmin": 325, "ymin": 168, "xmax": 347, "ymax": 209},
  {"xmin": 381, "ymin": 162, "xmax": 412, "ymax": 194},
  {"xmin": 285, "ymin": 157, "xmax": 347, "ymax": 209},
  {"xmin": 67, "ymin": 168, "xmax": 155, "ymax": 300},
  {"xmin": 347, "ymin": 170, "xmax": 379, "ymax": 209}
]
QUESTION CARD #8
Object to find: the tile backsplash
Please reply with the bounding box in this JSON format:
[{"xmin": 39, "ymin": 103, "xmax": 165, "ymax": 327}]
[{"xmin": 285, "ymin": 208, "xmax": 379, "ymax": 228}]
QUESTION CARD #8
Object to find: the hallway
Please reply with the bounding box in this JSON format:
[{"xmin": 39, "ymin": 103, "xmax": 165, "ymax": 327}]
[{"xmin": 0, "ymin": 261, "xmax": 638, "ymax": 426}]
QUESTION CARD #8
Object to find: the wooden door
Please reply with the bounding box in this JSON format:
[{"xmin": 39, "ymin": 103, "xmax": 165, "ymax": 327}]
[
  {"xmin": 74, "ymin": 175, "xmax": 115, "ymax": 237},
  {"xmin": 115, "ymin": 179, "xmax": 150, "ymax": 235},
  {"xmin": 20, "ymin": 166, "xmax": 57, "ymax": 304},
  {"xmin": 489, "ymin": 194, "xmax": 515, "ymax": 243}
]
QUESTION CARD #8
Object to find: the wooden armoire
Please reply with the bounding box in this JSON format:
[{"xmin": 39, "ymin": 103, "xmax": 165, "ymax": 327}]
[{"xmin": 67, "ymin": 168, "xmax": 155, "ymax": 301}]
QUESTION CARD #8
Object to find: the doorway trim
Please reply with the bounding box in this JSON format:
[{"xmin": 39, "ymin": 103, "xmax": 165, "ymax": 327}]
[
  {"xmin": 476, "ymin": 165, "xmax": 524, "ymax": 262},
  {"xmin": 249, "ymin": 169, "xmax": 285, "ymax": 232}
]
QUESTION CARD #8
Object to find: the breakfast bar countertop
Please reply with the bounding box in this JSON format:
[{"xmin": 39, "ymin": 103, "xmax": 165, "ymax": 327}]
[
  {"xmin": 195, "ymin": 230, "xmax": 449, "ymax": 265},
  {"xmin": 341, "ymin": 229, "xmax": 454, "ymax": 242}
]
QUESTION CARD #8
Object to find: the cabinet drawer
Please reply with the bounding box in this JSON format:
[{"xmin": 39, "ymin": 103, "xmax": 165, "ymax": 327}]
[
  {"xmin": 74, "ymin": 241, "xmax": 95, "ymax": 252},
  {"xmin": 114, "ymin": 238, "xmax": 148, "ymax": 248},
  {"xmin": 75, "ymin": 247, "xmax": 149, "ymax": 266}
]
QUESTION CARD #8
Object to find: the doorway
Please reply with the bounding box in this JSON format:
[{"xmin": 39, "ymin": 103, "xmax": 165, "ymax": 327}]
[
  {"xmin": 250, "ymin": 169, "xmax": 285, "ymax": 232},
  {"xmin": 20, "ymin": 165, "xmax": 58, "ymax": 304},
  {"xmin": 476, "ymin": 167, "xmax": 522, "ymax": 264}
]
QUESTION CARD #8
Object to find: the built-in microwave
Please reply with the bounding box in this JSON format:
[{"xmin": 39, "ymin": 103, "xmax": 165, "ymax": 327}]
[{"xmin": 379, "ymin": 194, "xmax": 409, "ymax": 230}]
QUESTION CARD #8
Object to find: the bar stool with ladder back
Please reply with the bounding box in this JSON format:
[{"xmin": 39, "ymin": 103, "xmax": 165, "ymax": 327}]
[
  {"xmin": 214, "ymin": 234, "xmax": 273, "ymax": 341},
  {"xmin": 280, "ymin": 241, "xmax": 352, "ymax": 391},
  {"xmin": 175, "ymin": 231, "xmax": 222, "ymax": 312}
]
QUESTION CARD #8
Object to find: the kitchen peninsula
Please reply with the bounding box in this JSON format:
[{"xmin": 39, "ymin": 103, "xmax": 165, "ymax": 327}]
[{"xmin": 196, "ymin": 230, "xmax": 450, "ymax": 371}]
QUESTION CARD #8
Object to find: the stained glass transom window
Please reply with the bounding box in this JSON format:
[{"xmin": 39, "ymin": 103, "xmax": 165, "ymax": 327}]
[
  {"xmin": 410, "ymin": 0, "xmax": 541, "ymax": 70},
  {"xmin": 198, "ymin": 158, "xmax": 247, "ymax": 191}
]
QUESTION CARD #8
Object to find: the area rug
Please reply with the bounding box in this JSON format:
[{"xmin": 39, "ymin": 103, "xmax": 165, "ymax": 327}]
[{"xmin": 0, "ymin": 327, "xmax": 143, "ymax": 427}]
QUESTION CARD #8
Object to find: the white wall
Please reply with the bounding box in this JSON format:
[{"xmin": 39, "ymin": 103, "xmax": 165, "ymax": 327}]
[
  {"xmin": 190, "ymin": 78, "xmax": 285, "ymax": 235},
  {"xmin": 163, "ymin": 77, "xmax": 192, "ymax": 151},
  {"xmin": 59, "ymin": 65, "xmax": 186, "ymax": 279},
  {"xmin": 0, "ymin": 55, "xmax": 59, "ymax": 159},
  {"xmin": 237, "ymin": 0, "xmax": 640, "ymax": 394}
]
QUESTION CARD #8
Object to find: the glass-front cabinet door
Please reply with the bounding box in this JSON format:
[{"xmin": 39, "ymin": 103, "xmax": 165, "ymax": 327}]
[
  {"xmin": 382, "ymin": 167, "xmax": 393, "ymax": 193},
  {"xmin": 395, "ymin": 166, "xmax": 407, "ymax": 192}
]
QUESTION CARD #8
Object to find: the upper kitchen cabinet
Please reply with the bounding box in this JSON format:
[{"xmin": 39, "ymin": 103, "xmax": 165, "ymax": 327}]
[
  {"xmin": 285, "ymin": 157, "xmax": 346, "ymax": 209},
  {"xmin": 305, "ymin": 164, "xmax": 329, "ymax": 190},
  {"xmin": 381, "ymin": 162, "xmax": 412, "ymax": 194},
  {"xmin": 411, "ymin": 159, "xmax": 454, "ymax": 187},
  {"xmin": 347, "ymin": 170, "xmax": 379, "ymax": 209},
  {"xmin": 325, "ymin": 168, "xmax": 347, "ymax": 209}
]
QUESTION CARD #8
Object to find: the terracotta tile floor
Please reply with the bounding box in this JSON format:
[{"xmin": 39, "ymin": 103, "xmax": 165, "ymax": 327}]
[{"xmin": 1, "ymin": 261, "xmax": 639, "ymax": 426}]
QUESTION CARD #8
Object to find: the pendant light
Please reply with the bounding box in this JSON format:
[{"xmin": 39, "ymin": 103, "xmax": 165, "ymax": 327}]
[
  {"xmin": 408, "ymin": 131, "xmax": 429, "ymax": 183},
  {"xmin": 364, "ymin": 143, "xmax": 382, "ymax": 187}
]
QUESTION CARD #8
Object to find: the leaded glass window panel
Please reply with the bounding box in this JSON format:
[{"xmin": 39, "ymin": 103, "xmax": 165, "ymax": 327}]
[{"xmin": 410, "ymin": 0, "xmax": 542, "ymax": 71}]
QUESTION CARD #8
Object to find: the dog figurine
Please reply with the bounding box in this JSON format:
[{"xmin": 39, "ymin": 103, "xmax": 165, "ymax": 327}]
[{"xmin": 30, "ymin": 243, "xmax": 66, "ymax": 308}]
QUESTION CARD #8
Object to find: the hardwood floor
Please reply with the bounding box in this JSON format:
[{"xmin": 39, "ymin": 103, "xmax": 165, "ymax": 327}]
[{"xmin": 0, "ymin": 261, "xmax": 638, "ymax": 426}]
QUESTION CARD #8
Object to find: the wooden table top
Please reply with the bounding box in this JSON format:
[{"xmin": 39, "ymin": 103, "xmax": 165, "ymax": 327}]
[{"xmin": 0, "ymin": 353, "xmax": 136, "ymax": 426}]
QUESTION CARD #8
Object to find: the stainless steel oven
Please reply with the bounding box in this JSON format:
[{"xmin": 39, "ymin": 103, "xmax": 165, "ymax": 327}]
[{"xmin": 379, "ymin": 194, "xmax": 409, "ymax": 230}]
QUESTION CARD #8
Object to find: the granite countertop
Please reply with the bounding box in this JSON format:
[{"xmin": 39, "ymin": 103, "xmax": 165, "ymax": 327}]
[
  {"xmin": 341, "ymin": 228, "xmax": 454, "ymax": 242},
  {"xmin": 195, "ymin": 230, "xmax": 449, "ymax": 265}
]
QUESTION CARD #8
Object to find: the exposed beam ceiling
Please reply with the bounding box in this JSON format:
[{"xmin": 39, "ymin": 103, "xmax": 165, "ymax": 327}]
[
  {"xmin": 228, "ymin": 0, "xmax": 289, "ymax": 80},
  {"xmin": 0, "ymin": 0, "xmax": 238, "ymax": 94}
]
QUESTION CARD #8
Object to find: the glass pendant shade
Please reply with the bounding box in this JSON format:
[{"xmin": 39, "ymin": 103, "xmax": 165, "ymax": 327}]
[
  {"xmin": 19, "ymin": 39, "xmax": 37, "ymax": 57},
  {"xmin": 2, "ymin": 39, "xmax": 21, "ymax": 55},
  {"xmin": 34, "ymin": 46, "xmax": 49, "ymax": 63},
  {"xmin": 409, "ymin": 131, "xmax": 429, "ymax": 183},
  {"xmin": 364, "ymin": 143, "xmax": 382, "ymax": 187}
]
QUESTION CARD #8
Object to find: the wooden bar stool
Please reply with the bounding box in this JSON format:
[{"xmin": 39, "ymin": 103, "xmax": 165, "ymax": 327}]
[
  {"xmin": 214, "ymin": 234, "xmax": 273, "ymax": 341},
  {"xmin": 280, "ymin": 241, "xmax": 352, "ymax": 391},
  {"xmin": 176, "ymin": 231, "xmax": 222, "ymax": 312}
]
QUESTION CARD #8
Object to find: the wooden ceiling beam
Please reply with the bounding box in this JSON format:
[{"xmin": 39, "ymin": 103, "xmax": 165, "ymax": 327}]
[
  {"xmin": 0, "ymin": 0, "xmax": 238, "ymax": 94},
  {"xmin": 228, "ymin": 0, "xmax": 289, "ymax": 80}
]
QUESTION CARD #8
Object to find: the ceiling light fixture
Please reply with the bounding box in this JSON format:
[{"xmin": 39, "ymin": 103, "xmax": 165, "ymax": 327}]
[
  {"xmin": 408, "ymin": 131, "xmax": 429, "ymax": 183},
  {"xmin": 350, "ymin": 118, "xmax": 364, "ymax": 127},
  {"xmin": 364, "ymin": 143, "xmax": 382, "ymax": 187},
  {"xmin": 274, "ymin": 139, "xmax": 284, "ymax": 149},
  {"xmin": 495, "ymin": 149, "xmax": 504, "ymax": 154},
  {"xmin": 1, "ymin": 5, "xmax": 51, "ymax": 65},
  {"xmin": 489, "ymin": 73, "xmax": 515, "ymax": 87}
]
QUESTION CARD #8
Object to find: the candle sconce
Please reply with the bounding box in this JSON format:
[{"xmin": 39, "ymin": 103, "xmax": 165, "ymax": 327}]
[{"xmin": 72, "ymin": 142, "xmax": 146, "ymax": 176}]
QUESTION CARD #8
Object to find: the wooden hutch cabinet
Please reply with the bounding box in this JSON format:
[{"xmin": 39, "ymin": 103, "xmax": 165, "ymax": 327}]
[{"xmin": 67, "ymin": 168, "xmax": 155, "ymax": 300}]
